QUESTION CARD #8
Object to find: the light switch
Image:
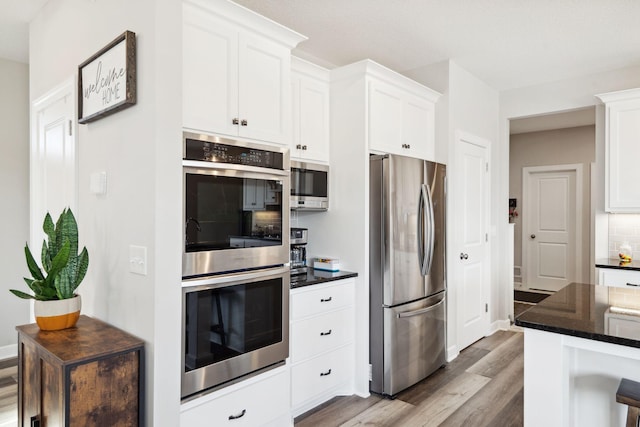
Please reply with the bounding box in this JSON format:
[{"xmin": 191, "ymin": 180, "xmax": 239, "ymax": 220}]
[
  {"xmin": 129, "ymin": 245, "xmax": 147, "ymax": 275},
  {"xmin": 90, "ymin": 172, "xmax": 107, "ymax": 195}
]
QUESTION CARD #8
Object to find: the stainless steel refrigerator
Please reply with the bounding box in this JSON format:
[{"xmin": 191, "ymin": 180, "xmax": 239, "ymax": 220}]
[{"xmin": 369, "ymin": 154, "xmax": 447, "ymax": 396}]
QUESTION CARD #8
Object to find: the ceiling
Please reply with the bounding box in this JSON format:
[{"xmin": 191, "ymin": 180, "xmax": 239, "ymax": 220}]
[
  {"xmin": 2, "ymin": 0, "xmax": 636, "ymax": 131},
  {"xmin": 0, "ymin": 0, "xmax": 49, "ymax": 63}
]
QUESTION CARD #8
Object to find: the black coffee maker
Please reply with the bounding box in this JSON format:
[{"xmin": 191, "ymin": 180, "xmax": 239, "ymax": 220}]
[{"xmin": 290, "ymin": 228, "xmax": 308, "ymax": 275}]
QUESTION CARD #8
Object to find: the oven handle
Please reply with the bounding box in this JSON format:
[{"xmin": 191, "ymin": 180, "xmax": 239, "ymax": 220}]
[
  {"xmin": 183, "ymin": 159, "xmax": 290, "ymax": 176},
  {"xmin": 182, "ymin": 265, "xmax": 290, "ymax": 290}
]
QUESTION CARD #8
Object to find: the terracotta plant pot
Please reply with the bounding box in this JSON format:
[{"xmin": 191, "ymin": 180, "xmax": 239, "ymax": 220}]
[{"xmin": 34, "ymin": 295, "xmax": 82, "ymax": 331}]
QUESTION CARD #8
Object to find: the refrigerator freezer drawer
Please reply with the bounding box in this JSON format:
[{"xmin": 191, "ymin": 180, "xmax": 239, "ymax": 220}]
[{"xmin": 373, "ymin": 292, "xmax": 446, "ymax": 396}]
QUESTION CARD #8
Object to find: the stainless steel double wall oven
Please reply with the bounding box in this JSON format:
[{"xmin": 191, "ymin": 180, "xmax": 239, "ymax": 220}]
[{"xmin": 181, "ymin": 132, "xmax": 290, "ymax": 399}]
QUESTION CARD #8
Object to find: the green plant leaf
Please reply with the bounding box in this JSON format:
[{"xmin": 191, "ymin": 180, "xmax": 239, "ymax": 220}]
[
  {"xmin": 41, "ymin": 239, "xmax": 51, "ymax": 272},
  {"xmin": 43, "ymin": 212, "xmax": 55, "ymax": 253},
  {"xmin": 9, "ymin": 289, "xmax": 35, "ymax": 299},
  {"xmin": 24, "ymin": 243, "xmax": 44, "ymax": 281},
  {"xmin": 47, "ymin": 239, "xmax": 70, "ymax": 282},
  {"xmin": 74, "ymin": 248, "xmax": 89, "ymax": 289},
  {"xmin": 55, "ymin": 271, "xmax": 72, "ymax": 299}
]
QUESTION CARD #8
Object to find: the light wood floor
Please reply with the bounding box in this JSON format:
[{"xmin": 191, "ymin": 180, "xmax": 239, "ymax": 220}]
[
  {"xmin": 295, "ymin": 329, "xmax": 524, "ymax": 427},
  {"xmin": 0, "ymin": 358, "xmax": 17, "ymax": 427},
  {"xmin": 0, "ymin": 331, "xmax": 523, "ymax": 427}
]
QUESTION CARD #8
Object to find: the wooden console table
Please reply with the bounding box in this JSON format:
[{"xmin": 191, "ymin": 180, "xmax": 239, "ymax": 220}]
[{"xmin": 16, "ymin": 315, "xmax": 145, "ymax": 426}]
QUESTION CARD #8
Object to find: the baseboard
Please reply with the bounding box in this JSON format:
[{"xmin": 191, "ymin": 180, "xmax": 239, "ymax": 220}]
[
  {"xmin": 0, "ymin": 344, "xmax": 17, "ymax": 360},
  {"xmin": 446, "ymin": 344, "xmax": 459, "ymax": 362},
  {"xmin": 490, "ymin": 319, "xmax": 511, "ymax": 334}
]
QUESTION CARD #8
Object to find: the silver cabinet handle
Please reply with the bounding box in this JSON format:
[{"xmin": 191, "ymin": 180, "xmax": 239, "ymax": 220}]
[
  {"xmin": 626, "ymin": 283, "xmax": 640, "ymax": 287},
  {"xmin": 228, "ymin": 409, "xmax": 246, "ymax": 420},
  {"xmin": 296, "ymin": 144, "xmax": 302, "ymax": 149},
  {"xmin": 320, "ymin": 297, "xmax": 332, "ymax": 302},
  {"xmin": 459, "ymin": 253, "xmax": 468, "ymax": 260},
  {"xmin": 232, "ymin": 118, "xmax": 239, "ymax": 125},
  {"xmin": 320, "ymin": 369, "xmax": 332, "ymax": 376},
  {"xmin": 302, "ymin": 145, "xmax": 307, "ymax": 150},
  {"xmin": 320, "ymin": 329, "xmax": 332, "ymax": 336},
  {"xmin": 241, "ymin": 119, "xmax": 248, "ymax": 126}
]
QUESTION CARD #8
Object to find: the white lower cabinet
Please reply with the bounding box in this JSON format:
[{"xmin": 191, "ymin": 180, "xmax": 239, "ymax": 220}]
[
  {"xmin": 180, "ymin": 366, "xmax": 291, "ymax": 426},
  {"xmin": 598, "ymin": 267, "xmax": 640, "ymax": 288},
  {"xmin": 290, "ymin": 279, "xmax": 356, "ymax": 417}
]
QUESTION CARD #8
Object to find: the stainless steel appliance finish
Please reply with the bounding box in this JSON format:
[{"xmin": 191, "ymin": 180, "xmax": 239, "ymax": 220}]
[
  {"xmin": 182, "ymin": 132, "xmax": 290, "ymax": 278},
  {"xmin": 290, "ymin": 160, "xmax": 329, "ymax": 211},
  {"xmin": 290, "ymin": 228, "xmax": 308, "ymax": 275},
  {"xmin": 181, "ymin": 266, "xmax": 290, "ymax": 398},
  {"xmin": 369, "ymin": 154, "xmax": 447, "ymax": 396}
]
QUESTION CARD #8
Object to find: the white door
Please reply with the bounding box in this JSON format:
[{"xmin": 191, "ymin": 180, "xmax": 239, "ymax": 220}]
[
  {"xmin": 523, "ymin": 165, "xmax": 582, "ymax": 292},
  {"xmin": 31, "ymin": 80, "xmax": 77, "ymax": 249},
  {"xmin": 454, "ymin": 131, "xmax": 490, "ymax": 350}
]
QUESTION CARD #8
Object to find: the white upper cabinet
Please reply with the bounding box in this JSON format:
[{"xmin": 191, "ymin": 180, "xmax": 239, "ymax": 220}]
[
  {"xmin": 366, "ymin": 64, "xmax": 439, "ymax": 160},
  {"xmin": 596, "ymin": 88, "xmax": 640, "ymax": 212},
  {"xmin": 291, "ymin": 57, "xmax": 330, "ymax": 163},
  {"xmin": 183, "ymin": 0, "xmax": 306, "ymax": 145}
]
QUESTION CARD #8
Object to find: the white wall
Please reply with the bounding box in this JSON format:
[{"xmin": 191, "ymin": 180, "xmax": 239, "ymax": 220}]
[
  {"xmin": 510, "ymin": 125, "xmax": 595, "ymax": 282},
  {"xmin": 29, "ymin": 1, "xmax": 182, "ymax": 426},
  {"xmin": 0, "ymin": 58, "xmax": 30, "ymax": 357}
]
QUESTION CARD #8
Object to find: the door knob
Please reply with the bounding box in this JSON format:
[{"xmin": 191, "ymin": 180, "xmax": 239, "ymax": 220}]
[{"xmin": 530, "ymin": 234, "xmax": 536, "ymax": 239}]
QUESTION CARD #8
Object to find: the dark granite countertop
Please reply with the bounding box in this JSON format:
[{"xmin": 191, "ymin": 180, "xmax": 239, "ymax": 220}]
[
  {"xmin": 596, "ymin": 258, "xmax": 640, "ymax": 272},
  {"xmin": 515, "ymin": 282, "xmax": 640, "ymax": 349},
  {"xmin": 290, "ymin": 268, "xmax": 358, "ymax": 289}
]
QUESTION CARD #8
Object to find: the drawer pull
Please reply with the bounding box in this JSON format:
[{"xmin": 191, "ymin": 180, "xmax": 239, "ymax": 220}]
[
  {"xmin": 228, "ymin": 409, "xmax": 246, "ymax": 420},
  {"xmin": 320, "ymin": 297, "xmax": 332, "ymax": 303},
  {"xmin": 626, "ymin": 283, "xmax": 640, "ymax": 287},
  {"xmin": 320, "ymin": 329, "xmax": 332, "ymax": 336},
  {"xmin": 320, "ymin": 369, "xmax": 332, "ymax": 377}
]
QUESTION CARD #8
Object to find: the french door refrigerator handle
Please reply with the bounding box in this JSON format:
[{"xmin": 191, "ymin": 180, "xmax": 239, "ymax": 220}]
[
  {"xmin": 419, "ymin": 184, "xmax": 435, "ymax": 276},
  {"xmin": 417, "ymin": 185, "xmax": 427, "ymax": 273},
  {"xmin": 397, "ymin": 297, "xmax": 446, "ymax": 318}
]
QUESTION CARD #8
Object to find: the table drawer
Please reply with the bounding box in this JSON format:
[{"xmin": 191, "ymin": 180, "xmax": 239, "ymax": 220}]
[
  {"xmin": 181, "ymin": 368, "xmax": 289, "ymax": 426},
  {"xmin": 291, "ymin": 344, "xmax": 353, "ymax": 407},
  {"xmin": 291, "ymin": 279, "xmax": 354, "ymax": 320},
  {"xmin": 291, "ymin": 307, "xmax": 354, "ymax": 363},
  {"xmin": 599, "ymin": 268, "xmax": 640, "ymax": 288}
]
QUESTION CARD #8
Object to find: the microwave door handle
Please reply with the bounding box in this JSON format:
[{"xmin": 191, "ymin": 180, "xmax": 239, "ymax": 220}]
[{"xmin": 424, "ymin": 184, "xmax": 435, "ymax": 276}]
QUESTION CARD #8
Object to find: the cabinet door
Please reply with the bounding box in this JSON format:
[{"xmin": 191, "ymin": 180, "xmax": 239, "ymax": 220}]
[
  {"xmin": 368, "ymin": 80, "xmax": 404, "ymax": 155},
  {"xmin": 238, "ymin": 33, "xmax": 291, "ymax": 145},
  {"xmin": 606, "ymin": 98, "xmax": 640, "ymax": 212},
  {"xmin": 598, "ymin": 268, "xmax": 640, "ymax": 288},
  {"xmin": 183, "ymin": 5, "xmax": 239, "ymax": 136},
  {"xmin": 403, "ymin": 93, "xmax": 435, "ymax": 161},
  {"xmin": 292, "ymin": 74, "xmax": 330, "ymax": 162}
]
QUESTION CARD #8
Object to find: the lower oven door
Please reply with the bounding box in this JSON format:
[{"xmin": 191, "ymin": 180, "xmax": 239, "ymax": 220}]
[{"xmin": 181, "ymin": 266, "xmax": 290, "ymax": 398}]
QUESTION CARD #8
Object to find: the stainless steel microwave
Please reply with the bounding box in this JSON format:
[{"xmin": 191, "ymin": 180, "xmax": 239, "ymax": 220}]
[{"xmin": 290, "ymin": 161, "xmax": 329, "ymax": 211}]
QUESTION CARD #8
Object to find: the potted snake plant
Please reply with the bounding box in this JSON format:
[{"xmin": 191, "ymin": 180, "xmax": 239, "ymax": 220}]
[{"xmin": 10, "ymin": 208, "xmax": 89, "ymax": 330}]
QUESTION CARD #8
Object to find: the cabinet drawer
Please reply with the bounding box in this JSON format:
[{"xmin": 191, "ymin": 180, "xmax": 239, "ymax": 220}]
[
  {"xmin": 291, "ymin": 345, "xmax": 353, "ymax": 407},
  {"xmin": 291, "ymin": 307, "xmax": 354, "ymax": 363},
  {"xmin": 291, "ymin": 280, "xmax": 354, "ymax": 320},
  {"xmin": 598, "ymin": 268, "xmax": 640, "ymax": 288},
  {"xmin": 180, "ymin": 368, "xmax": 289, "ymax": 426}
]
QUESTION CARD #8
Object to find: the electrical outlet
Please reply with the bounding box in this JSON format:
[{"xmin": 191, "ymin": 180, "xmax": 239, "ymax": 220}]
[{"xmin": 129, "ymin": 245, "xmax": 147, "ymax": 275}]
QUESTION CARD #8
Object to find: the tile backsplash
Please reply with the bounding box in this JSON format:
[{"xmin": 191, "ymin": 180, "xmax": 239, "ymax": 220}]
[{"xmin": 608, "ymin": 214, "xmax": 640, "ymax": 259}]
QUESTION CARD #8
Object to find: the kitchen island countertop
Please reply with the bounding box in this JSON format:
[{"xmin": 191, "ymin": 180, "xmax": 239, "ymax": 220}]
[
  {"xmin": 515, "ymin": 282, "xmax": 640, "ymax": 348},
  {"xmin": 290, "ymin": 268, "xmax": 358, "ymax": 289}
]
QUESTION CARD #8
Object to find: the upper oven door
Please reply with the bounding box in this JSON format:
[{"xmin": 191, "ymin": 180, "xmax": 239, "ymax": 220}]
[{"xmin": 183, "ymin": 161, "xmax": 290, "ymax": 277}]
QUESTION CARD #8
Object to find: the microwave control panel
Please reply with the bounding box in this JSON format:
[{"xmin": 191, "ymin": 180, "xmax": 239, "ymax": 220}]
[{"xmin": 184, "ymin": 138, "xmax": 283, "ymax": 170}]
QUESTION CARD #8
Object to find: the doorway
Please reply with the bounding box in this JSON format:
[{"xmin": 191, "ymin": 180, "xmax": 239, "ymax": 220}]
[{"xmin": 509, "ymin": 110, "xmax": 595, "ymax": 295}]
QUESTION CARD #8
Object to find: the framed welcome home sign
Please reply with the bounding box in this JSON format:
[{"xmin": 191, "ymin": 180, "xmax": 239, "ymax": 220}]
[{"xmin": 78, "ymin": 30, "xmax": 137, "ymax": 124}]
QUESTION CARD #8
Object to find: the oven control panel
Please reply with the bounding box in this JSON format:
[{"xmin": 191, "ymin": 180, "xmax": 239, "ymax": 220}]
[{"xmin": 184, "ymin": 138, "xmax": 283, "ymax": 170}]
